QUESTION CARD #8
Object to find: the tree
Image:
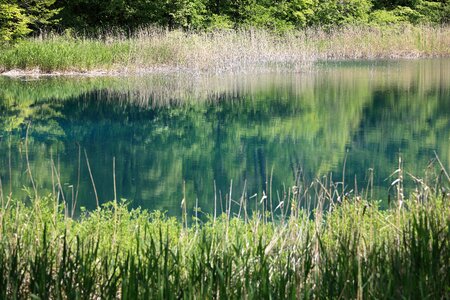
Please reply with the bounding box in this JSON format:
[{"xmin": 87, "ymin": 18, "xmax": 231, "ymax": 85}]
[
  {"xmin": 372, "ymin": 0, "xmax": 420, "ymax": 10},
  {"xmin": 444, "ymin": 0, "xmax": 450, "ymax": 23},
  {"xmin": 163, "ymin": 0, "xmax": 208, "ymax": 29},
  {"xmin": 273, "ymin": 0, "xmax": 317, "ymax": 28},
  {"xmin": 0, "ymin": 1, "xmax": 31, "ymax": 41},
  {"xmin": 0, "ymin": 0, "xmax": 59, "ymax": 41},
  {"xmin": 19, "ymin": 0, "xmax": 60, "ymax": 33},
  {"xmin": 314, "ymin": 0, "xmax": 373, "ymax": 26}
]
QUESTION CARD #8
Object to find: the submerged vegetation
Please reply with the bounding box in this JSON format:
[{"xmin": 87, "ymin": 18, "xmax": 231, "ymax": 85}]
[
  {"xmin": 1, "ymin": 25, "xmax": 449, "ymax": 74},
  {"xmin": 0, "ymin": 165, "xmax": 449, "ymax": 298}
]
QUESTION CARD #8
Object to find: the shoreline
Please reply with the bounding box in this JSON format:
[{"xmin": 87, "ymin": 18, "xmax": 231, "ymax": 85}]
[
  {"xmin": 1, "ymin": 25, "xmax": 449, "ymax": 77},
  {"xmin": 2, "ymin": 55, "xmax": 449, "ymax": 78},
  {"xmin": 0, "ymin": 66, "xmax": 193, "ymax": 77}
]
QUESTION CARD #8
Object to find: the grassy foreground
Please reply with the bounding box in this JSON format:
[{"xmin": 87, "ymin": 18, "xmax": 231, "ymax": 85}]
[
  {"xmin": 0, "ymin": 187, "xmax": 449, "ymax": 298},
  {"xmin": 1, "ymin": 25, "xmax": 450, "ymax": 74}
]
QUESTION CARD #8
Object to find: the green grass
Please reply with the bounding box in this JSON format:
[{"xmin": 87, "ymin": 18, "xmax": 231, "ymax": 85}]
[
  {"xmin": 1, "ymin": 25, "xmax": 449, "ymax": 74},
  {"xmin": 0, "ymin": 37, "xmax": 133, "ymax": 73},
  {"xmin": 0, "ymin": 181, "xmax": 448, "ymax": 298}
]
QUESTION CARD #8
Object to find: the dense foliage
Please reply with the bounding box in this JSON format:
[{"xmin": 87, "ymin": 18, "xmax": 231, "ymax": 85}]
[
  {"xmin": 0, "ymin": 0, "xmax": 449, "ymax": 41},
  {"xmin": 0, "ymin": 0, "xmax": 59, "ymax": 41},
  {"xmin": 56, "ymin": 0, "xmax": 450, "ymax": 32}
]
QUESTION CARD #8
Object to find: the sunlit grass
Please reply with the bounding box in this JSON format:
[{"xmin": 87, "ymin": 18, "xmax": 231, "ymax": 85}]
[
  {"xmin": 0, "ymin": 25, "xmax": 449, "ymax": 74},
  {"xmin": 0, "ymin": 175, "xmax": 448, "ymax": 298}
]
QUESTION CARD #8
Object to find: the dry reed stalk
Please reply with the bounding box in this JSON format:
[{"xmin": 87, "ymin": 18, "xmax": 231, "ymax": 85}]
[
  {"xmin": 1, "ymin": 25, "xmax": 447, "ymax": 75},
  {"xmin": 434, "ymin": 150, "xmax": 450, "ymax": 184},
  {"xmin": 73, "ymin": 143, "xmax": 81, "ymax": 217},
  {"xmin": 181, "ymin": 180, "xmax": 187, "ymax": 229},
  {"xmin": 213, "ymin": 180, "xmax": 217, "ymax": 223},
  {"xmin": 84, "ymin": 149, "xmax": 99, "ymax": 208},
  {"xmin": 25, "ymin": 123, "xmax": 37, "ymax": 199}
]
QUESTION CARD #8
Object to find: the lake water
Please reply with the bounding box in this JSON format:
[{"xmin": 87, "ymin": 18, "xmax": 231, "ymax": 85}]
[{"xmin": 0, "ymin": 59, "xmax": 449, "ymax": 216}]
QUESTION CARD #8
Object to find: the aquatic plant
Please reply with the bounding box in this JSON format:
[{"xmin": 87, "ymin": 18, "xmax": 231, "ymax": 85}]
[
  {"xmin": 0, "ymin": 164, "xmax": 448, "ymax": 299},
  {"xmin": 1, "ymin": 25, "xmax": 449, "ymax": 74}
]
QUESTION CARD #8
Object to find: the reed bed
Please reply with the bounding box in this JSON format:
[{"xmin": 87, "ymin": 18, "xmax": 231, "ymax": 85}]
[
  {"xmin": 0, "ymin": 162, "xmax": 449, "ymax": 299},
  {"xmin": 1, "ymin": 25, "xmax": 449, "ymax": 74}
]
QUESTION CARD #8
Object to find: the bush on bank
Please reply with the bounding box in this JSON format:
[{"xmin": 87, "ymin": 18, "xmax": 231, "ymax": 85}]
[{"xmin": 1, "ymin": 0, "xmax": 450, "ymax": 43}]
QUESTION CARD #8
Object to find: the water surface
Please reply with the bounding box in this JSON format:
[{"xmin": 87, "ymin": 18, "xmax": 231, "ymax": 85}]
[{"xmin": 0, "ymin": 59, "xmax": 449, "ymax": 215}]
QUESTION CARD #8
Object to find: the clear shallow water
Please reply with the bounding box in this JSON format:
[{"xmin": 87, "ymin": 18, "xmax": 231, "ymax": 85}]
[{"xmin": 0, "ymin": 59, "xmax": 449, "ymax": 216}]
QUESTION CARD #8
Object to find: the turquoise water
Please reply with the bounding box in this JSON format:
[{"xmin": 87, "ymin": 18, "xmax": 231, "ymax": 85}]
[{"xmin": 0, "ymin": 59, "xmax": 449, "ymax": 216}]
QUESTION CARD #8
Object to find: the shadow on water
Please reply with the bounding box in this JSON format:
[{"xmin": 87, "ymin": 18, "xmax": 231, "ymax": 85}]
[{"xmin": 0, "ymin": 58, "xmax": 449, "ymax": 216}]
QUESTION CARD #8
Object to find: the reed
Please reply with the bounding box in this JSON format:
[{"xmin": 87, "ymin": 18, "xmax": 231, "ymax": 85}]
[
  {"xmin": 1, "ymin": 25, "xmax": 449, "ymax": 74},
  {"xmin": 0, "ymin": 167, "xmax": 448, "ymax": 299}
]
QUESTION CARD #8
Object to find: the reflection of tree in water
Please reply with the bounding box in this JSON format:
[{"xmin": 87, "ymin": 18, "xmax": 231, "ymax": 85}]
[
  {"xmin": 0, "ymin": 59, "xmax": 449, "ymax": 215},
  {"xmin": 344, "ymin": 69, "xmax": 450, "ymax": 202}
]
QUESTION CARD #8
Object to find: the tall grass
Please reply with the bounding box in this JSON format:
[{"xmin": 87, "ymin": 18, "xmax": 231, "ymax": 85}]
[
  {"xmin": 0, "ymin": 25, "xmax": 449, "ymax": 74},
  {"xmin": 0, "ymin": 166, "xmax": 448, "ymax": 298}
]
